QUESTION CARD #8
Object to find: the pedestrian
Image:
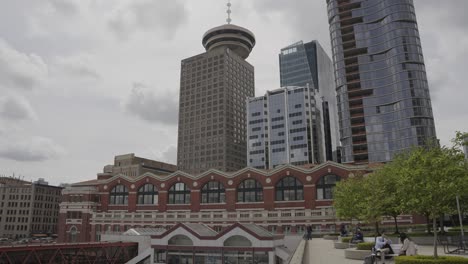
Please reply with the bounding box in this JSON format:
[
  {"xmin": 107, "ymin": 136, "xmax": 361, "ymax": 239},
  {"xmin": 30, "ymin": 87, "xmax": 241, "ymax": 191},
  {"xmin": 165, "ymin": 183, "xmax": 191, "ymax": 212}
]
[{"xmin": 307, "ymin": 225, "xmax": 312, "ymax": 240}]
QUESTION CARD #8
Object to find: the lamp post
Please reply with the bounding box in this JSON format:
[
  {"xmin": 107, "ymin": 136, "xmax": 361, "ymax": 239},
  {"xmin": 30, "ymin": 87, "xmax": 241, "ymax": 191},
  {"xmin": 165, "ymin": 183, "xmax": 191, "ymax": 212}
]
[{"xmin": 456, "ymin": 195, "xmax": 466, "ymax": 250}]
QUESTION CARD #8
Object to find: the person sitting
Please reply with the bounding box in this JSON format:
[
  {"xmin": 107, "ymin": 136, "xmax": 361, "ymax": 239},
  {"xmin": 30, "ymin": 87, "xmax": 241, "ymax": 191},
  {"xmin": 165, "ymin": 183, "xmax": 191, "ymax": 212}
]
[
  {"xmin": 375, "ymin": 231, "xmax": 394, "ymax": 264},
  {"xmin": 351, "ymin": 228, "xmax": 364, "ymax": 243},
  {"xmin": 340, "ymin": 224, "xmax": 348, "ymax": 237},
  {"xmin": 399, "ymin": 233, "xmax": 418, "ymax": 256}
]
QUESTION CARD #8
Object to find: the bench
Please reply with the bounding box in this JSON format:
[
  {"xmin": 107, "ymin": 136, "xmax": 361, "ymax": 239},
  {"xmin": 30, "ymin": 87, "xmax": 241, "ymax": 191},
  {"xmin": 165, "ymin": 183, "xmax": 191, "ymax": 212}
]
[{"xmin": 372, "ymin": 244, "xmax": 402, "ymax": 263}]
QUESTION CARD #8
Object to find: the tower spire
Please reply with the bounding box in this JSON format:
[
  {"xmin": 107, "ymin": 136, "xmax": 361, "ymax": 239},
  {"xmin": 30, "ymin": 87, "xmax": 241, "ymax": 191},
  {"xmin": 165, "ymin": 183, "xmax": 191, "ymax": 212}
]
[{"xmin": 226, "ymin": 0, "xmax": 232, "ymax": 24}]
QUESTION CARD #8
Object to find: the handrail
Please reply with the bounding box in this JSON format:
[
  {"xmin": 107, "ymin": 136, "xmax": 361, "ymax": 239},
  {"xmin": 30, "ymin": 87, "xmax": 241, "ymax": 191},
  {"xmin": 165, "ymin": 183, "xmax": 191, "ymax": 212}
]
[{"xmin": 288, "ymin": 239, "xmax": 307, "ymax": 264}]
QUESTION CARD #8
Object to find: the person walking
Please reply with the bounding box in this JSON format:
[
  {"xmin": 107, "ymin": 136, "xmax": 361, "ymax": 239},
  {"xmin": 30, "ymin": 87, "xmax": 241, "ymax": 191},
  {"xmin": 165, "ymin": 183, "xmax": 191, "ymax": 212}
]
[{"xmin": 306, "ymin": 225, "xmax": 313, "ymax": 240}]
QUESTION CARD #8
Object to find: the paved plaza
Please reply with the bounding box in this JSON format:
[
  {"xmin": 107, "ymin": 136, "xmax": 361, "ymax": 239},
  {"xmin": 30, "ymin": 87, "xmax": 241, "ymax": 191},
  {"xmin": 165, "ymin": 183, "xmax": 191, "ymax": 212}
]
[{"xmin": 304, "ymin": 238, "xmax": 468, "ymax": 264}]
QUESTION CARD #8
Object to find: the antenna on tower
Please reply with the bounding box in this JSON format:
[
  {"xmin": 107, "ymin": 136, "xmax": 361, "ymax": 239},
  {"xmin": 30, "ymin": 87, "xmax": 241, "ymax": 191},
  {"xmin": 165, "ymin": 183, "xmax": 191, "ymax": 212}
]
[{"xmin": 226, "ymin": 0, "xmax": 232, "ymax": 24}]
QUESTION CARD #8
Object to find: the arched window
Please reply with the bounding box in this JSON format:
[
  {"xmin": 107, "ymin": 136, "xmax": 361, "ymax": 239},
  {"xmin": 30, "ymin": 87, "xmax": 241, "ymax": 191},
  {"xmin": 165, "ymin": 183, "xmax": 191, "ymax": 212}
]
[
  {"xmin": 69, "ymin": 226, "xmax": 78, "ymax": 243},
  {"xmin": 168, "ymin": 235, "xmax": 193, "ymax": 246},
  {"xmin": 224, "ymin": 235, "xmax": 252, "ymax": 247},
  {"xmin": 109, "ymin": 185, "xmax": 128, "ymax": 205},
  {"xmin": 237, "ymin": 179, "xmax": 263, "ymax": 202},
  {"xmin": 201, "ymin": 181, "xmax": 225, "ymax": 203},
  {"xmin": 137, "ymin": 184, "xmax": 158, "ymax": 205},
  {"xmin": 275, "ymin": 176, "xmax": 303, "ymax": 201},
  {"xmin": 316, "ymin": 174, "xmax": 341, "ymax": 200},
  {"xmin": 168, "ymin": 182, "xmax": 190, "ymax": 204}
]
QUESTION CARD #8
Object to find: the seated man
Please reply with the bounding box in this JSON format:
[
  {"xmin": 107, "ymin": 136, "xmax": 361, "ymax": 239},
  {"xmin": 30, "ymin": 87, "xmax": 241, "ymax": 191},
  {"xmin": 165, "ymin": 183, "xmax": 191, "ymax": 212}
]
[
  {"xmin": 340, "ymin": 224, "xmax": 348, "ymax": 237},
  {"xmin": 375, "ymin": 231, "xmax": 394, "ymax": 264},
  {"xmin": 351, "ymin": 228, "xmax": 364, "ymax": 243}
]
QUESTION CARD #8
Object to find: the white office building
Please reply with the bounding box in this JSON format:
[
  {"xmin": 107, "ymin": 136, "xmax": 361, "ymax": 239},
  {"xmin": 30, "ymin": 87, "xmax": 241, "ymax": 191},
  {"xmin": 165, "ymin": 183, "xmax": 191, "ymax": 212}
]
[{"xmin": 247, "ymin": 86, "xmax": 325, "ymax": 169}]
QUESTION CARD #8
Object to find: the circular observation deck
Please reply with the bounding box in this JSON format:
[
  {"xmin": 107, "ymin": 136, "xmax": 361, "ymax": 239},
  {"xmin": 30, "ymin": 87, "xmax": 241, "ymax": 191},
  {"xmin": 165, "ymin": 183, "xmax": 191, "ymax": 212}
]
[{"xmin": 202, "ymin": 24, "xmax": 256, "ymax": 59}]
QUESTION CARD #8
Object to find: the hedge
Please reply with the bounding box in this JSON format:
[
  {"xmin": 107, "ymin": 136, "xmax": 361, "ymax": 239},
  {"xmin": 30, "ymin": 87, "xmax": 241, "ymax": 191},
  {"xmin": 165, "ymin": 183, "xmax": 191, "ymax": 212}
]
[
  {"xmin": 341, "ymin": 237, "xmax": 352, "ymax": 243},
  {"xmin": 396, "ymin": 255, "xmax": 468, "ymax": 264},
  {"xmin": 356, "ymin": 242, "xmax": 374, "ymax": 250}
]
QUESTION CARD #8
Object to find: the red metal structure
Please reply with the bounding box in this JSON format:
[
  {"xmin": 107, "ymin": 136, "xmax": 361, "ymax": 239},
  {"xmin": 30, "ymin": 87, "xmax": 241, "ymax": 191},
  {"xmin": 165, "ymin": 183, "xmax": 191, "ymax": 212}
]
[{"xmin": 0, "ymin": 242, "xmax": 138, "ymax": 264}]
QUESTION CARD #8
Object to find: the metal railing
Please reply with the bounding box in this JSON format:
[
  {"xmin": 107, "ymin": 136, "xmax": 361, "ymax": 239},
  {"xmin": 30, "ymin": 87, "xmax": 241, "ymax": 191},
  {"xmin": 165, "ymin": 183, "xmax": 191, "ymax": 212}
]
[{"xmin": 92, "ymin": 208, "xmax": 336, "ymax": 223}]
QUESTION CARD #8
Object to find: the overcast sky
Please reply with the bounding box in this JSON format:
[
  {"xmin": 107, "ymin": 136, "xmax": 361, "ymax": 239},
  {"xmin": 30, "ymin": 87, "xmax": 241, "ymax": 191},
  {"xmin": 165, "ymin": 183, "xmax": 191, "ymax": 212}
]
[{"xmin": 0, "ymin": 0, "xmax": 466, "ymax": 185}]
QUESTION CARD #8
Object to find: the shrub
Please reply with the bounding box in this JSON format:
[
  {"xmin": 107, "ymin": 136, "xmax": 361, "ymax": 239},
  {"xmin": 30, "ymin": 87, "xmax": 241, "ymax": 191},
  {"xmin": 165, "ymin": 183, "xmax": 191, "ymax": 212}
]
[
  {"xmin": 449, "ymin": 227, "xmax": 468, "ymax": 232},
  {"xmin": 341, "ymin": 237, "xmax": 352, "ymax": 243},
  {"xmin": 356, "ymin": 242, "xmax": 374, "ymax": 250},
  {"xmin": 396, "ymin": 255, "xmax": 468, "ymax": 264}
]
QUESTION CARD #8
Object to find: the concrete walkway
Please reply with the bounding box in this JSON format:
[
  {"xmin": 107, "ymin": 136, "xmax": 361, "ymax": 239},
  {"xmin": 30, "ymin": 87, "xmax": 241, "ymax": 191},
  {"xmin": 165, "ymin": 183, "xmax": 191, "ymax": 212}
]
[{"xmin": 304, "ymin": 238, "xmax": 468, "ymax": 264}]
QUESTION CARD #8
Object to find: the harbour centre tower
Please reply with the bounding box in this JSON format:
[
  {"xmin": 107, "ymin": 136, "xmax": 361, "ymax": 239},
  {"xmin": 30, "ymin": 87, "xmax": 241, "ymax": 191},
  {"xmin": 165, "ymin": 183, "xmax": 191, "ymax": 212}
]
[
  {"xmin": 326, "ymin": 0, "xmax": 437, "ymax": 163},
  {"xmin": 177, "ymin": 5, "xmax": 255, "ymax": 174}
]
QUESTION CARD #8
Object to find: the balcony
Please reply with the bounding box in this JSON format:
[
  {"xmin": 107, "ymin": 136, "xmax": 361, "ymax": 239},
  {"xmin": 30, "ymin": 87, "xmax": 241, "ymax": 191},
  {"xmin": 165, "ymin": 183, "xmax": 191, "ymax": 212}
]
[
  {"xmin": 340, "ymin": 16, "xmax": 363, "ymax": 27},
  {"xmin": 91, "ymin": 208, "xmax": 336, "ymax": 224},
  {"xmin": 353, "ymin": 149, "xmax": 368, "ymax": 155},
  {"xmin": 352, "ymin": 140, "xmax": 367, "ymax": 146},
  {"xmin": 349, "ymin": 103, "xmax": 363, "ymax": 110},
  {"xmin": 343, "ymin": 47, "xmax": 367, "ymax": 58},
  {"xmin": 351, "ymin": 122, "xmax": 365, "ymax": 128},
  {"xmin": 66, "ymin": 219, "xmax": 83, "ymax": 224}
]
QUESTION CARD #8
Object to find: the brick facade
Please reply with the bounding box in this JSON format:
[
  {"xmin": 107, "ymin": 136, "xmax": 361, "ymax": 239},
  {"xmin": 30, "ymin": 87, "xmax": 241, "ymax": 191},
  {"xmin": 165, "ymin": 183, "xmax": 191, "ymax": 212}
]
[{"xmin": 58, "ymin": 162, "xmax": 419, "ymax": 243}]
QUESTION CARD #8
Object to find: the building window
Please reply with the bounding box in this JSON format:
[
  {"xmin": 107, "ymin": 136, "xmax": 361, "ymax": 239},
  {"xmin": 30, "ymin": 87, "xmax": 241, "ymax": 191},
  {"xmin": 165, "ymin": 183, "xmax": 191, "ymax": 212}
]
[
  {"xmin": 137, "ymin": 184, "xmax": 158, "ymax": 205},
  {"xmin": 275, "ymin": 177, "xmax": 303, "ymax": 201},
  {"xmin": 109, "ymin": 185, "xmax": 128, "ymax": 205},
  {"xmin": 201, "ymin": 181, "xmax": 226, "ymax": 203},
  {"xmin": 316, "ymin": 174, "xmax": 341, "ymax": 200},
  {"xmin": 168, "ymin": 183, "xmax": 190, "ymax": 204},
  {"xmin": 69, "ymin": 226, "xmax": 78, "ymax": 243},
  {"xmin": 237, "ymin": 179, "xmax": 263, "ymax": 202}
]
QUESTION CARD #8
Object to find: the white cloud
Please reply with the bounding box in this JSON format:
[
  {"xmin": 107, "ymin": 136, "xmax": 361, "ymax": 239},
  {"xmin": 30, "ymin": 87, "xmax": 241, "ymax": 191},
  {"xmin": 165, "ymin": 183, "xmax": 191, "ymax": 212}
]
[
  {"xmin": 0, "ymin": 94, "xmax": 37, "ymax": 122},
  {"xmin": 0, "ymin": 136, "xmax": 66, "ymax": 162},
  {"xmin": 0, "ymin": 39, "xmax": 48, "ymax": 90},
  {"xmin": 52, "ymin": 53, "xmax": 100, "ymax": 80},
  {"xmin": 150, "ymin": 145, "xmax": 177, "ymax": 165},
  {"xmin": 107, "ymin": 0, "xmax": 188, "ymax": 40},
  {"xmin": 47, "ymin": 0, "xmax": 79, "ymax": 16},
  {"xmin": 124, "ymin": 83, "xmax": 178, "ymax": 125}
]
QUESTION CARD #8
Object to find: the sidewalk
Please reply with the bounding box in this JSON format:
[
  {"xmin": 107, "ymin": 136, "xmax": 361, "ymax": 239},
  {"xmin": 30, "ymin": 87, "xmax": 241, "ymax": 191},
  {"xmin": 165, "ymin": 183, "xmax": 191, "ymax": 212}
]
[{"xmin": 304, "ymin": 238, "xmax": 468, "ymax": 264}]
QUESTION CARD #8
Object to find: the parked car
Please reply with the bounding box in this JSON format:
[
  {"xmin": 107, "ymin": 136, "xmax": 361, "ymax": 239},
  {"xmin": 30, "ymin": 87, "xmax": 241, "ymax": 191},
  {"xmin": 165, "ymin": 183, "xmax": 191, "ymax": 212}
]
[{"xmin": 18, "ymin": 238, "xmax": 30, "ymax": 244}]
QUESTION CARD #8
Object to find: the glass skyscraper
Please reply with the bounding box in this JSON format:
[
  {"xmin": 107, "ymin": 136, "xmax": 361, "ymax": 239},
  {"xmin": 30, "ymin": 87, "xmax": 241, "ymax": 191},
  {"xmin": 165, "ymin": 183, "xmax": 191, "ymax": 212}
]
[
  {"xmin": 326, "ymin": 0, "xmax": 437, "ymax": 163},
  {"xmin": 279, "ymin": 40, "xmax": 340, "ymax": 162}
]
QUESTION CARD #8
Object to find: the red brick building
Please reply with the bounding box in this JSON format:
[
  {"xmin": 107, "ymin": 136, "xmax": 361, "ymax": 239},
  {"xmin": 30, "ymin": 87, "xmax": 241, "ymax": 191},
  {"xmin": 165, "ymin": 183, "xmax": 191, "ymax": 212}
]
[{"xmin": 58, "ymin": 161, "xmax": 414, "ymax": 243}]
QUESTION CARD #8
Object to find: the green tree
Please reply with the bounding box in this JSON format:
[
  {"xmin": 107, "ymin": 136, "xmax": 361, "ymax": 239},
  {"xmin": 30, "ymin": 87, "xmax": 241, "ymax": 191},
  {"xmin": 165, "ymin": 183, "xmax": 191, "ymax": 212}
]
[
  {"xmin": 333, "ymin": 173, "xmax": 385, "ymax": 233},
  {"xmin": 333, "ymin": 174, "xmax": 368, "ymax": 222},
  {"xmin": 394, "ymin": 142, "xmax": 468, "ymax": 258},
  {"xmin": 367, "ymin": 164, "xmax": 405, "ymax": 234}
]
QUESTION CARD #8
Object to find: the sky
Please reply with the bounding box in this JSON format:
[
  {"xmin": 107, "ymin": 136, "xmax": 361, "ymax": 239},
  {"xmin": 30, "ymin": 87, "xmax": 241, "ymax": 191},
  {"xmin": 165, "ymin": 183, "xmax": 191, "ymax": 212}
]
[{"xmin": 0, "ymin": 0, "xmax": 467, "ymax": 185}]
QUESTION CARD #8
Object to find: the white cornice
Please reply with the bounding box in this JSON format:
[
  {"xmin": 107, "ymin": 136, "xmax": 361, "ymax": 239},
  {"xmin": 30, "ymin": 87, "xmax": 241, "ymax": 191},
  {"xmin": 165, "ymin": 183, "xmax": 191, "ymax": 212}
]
[{"xmin": 77, "ymin": 161, "xmax": 370, "ymax": 186}]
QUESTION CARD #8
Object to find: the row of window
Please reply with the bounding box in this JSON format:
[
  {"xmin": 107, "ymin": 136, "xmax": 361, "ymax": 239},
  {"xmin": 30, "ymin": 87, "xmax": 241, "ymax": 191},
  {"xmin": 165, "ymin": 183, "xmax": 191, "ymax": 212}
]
[{"xmin": 108, "ymin": 175, "xmax": 340, "ymax": 205}]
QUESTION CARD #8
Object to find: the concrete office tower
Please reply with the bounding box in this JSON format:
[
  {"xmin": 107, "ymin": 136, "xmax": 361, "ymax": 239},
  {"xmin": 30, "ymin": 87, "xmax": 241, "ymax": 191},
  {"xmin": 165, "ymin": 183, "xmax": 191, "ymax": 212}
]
[
  {"xmin": 0, "ymin": 177, "xmax": 62, "ymax": 239},
  {"xmin": 177, "ymin": 20, "xmax": 255, "ymax": 173},
  {"xmin": 247, "ymin": 86, "xmax": 324, "ymax": 169},
  {"xmin": 326, "ymin": 0, "xmax": 437, "ymax": 163},
  {"xmin": 102, "ymin": 153, "xmax": 177, "ymax": 177},
  {"xmin": 279, "ymin": 40, "xmax": 340, "ymax": 162}
]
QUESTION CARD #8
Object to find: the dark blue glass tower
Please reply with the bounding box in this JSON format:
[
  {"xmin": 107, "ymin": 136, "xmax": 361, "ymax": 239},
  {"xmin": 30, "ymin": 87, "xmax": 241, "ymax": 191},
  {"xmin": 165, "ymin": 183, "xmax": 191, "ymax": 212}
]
[{"xmin": 326, "ymin": 0, "xmax": 437, "ymax": 163}]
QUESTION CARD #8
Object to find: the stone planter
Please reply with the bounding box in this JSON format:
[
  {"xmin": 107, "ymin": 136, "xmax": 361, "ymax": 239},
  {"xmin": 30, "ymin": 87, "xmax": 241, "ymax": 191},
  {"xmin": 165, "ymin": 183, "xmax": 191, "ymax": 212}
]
[
  {"xmin": 344, "ymin": 248, "xmax": 372, "ymax": 260},
  {"xmin": 334, "ymin": 242, "xmax": 350, "ymax": 249},
  {"xmin": 323, "ymin": 235, "xmax": 339, "ymax": 240}
]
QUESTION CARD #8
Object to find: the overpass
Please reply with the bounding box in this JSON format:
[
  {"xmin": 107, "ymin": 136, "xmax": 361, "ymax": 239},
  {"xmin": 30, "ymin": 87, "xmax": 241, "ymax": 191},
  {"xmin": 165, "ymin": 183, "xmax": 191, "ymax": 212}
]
[{"xmin": 0, "ymin": 242, "xmax": 138, "ymax": 264}]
